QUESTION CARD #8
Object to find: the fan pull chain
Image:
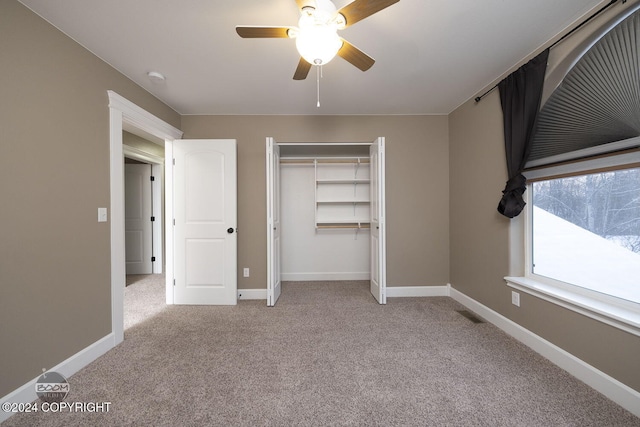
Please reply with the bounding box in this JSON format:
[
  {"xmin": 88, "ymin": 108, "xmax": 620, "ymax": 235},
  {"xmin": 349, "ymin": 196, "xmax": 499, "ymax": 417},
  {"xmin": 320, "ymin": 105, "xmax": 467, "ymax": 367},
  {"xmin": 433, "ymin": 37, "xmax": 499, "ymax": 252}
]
[{"xmin": 316, "ymin": 65, "xmax": 321, "ymax": 107}]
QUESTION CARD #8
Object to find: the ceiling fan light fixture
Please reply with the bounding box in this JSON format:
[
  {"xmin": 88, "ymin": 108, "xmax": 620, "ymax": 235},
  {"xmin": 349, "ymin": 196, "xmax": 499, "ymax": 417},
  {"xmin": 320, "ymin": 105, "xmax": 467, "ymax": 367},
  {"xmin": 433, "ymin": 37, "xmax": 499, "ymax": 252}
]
[
  {"xmin": 236, "ymin": 0, "xmax": 398, "ymax": 80},
  {"xmin": 295, "ymin": 19, "xmax": 341, "ymax": 65}
]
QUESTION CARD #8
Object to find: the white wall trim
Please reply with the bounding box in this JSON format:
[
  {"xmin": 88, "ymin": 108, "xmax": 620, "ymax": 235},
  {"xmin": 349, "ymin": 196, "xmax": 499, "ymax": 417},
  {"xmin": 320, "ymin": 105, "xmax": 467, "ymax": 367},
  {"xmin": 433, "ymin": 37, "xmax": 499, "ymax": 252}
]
[
  {"xmin": 108, "ymin": 105, "xmax": 126, "ymax": 345},
  {"xmin": 236, "ymin": 285, "xmax": 450, "ymax": 301},
  {"xmin": 448, "ymin": 284, "xmax": 640, "ymax": 418},
  {"xmin": 164, "ymin": 140, "xmax": 175, "ymax": 305},
  {"xmin": 108, "ymin": 92, "xmax": 182, "ymax": 141},
  {"xmin": 282, "ymin": 272, "xmax": 370, "ymax": 281},
  {"xmin": 386, "ymin": 285, "xmax": 449, "ymax": 298},
  {"xmin": 237, "ymin": 289, "xmax": 268, "ymax": 300},
  {"xmin": 0, "ymin": 333, "xmax": 115, "ymax": 423},
  {"xmin": 108, "ymin": 91, "xmax": 182, "ymax": 344}
]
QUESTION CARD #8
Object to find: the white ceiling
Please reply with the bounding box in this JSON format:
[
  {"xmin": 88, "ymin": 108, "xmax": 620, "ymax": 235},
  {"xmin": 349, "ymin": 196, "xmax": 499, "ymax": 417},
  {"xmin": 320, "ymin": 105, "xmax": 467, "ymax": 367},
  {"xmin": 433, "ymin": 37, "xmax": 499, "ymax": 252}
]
[{"xmin": 18, "ymin": 0, "xmax": 606, "ymax": 115}]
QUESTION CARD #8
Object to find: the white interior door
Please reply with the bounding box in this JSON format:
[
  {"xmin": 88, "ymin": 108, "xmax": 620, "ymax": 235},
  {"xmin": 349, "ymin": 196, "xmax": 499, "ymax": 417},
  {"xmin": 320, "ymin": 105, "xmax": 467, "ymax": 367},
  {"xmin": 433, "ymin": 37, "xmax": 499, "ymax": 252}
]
[
  {"xmin": 172, "ymin": 139, "xmax": 237, "ymax": 305},
  {"xmin": 125, "ymin": 163, "xmax": 153, "ymax": 275},
  {"xmin": 370, "ymin": 137, "xmax": 387, "ymax": 304},
  {"xmin": 266, "ymin": 137, "xmax": 282, "ymax": 306}
]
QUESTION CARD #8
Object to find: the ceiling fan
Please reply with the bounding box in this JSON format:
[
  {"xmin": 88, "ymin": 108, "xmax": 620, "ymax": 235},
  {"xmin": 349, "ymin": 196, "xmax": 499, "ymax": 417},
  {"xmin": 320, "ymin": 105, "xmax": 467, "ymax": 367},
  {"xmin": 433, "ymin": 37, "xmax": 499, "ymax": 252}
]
[{"xmin": 236, "ymin": 0, "xmax": 400, "ymax": 80}]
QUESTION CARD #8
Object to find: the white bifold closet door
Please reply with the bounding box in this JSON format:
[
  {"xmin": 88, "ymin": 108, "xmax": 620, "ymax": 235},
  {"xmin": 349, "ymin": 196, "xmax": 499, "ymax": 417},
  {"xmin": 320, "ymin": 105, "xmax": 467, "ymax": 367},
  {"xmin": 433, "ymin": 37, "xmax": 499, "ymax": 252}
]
[
  {"xmin": 370, "ymin": 137, "xmax": 386, "ymax": 304},
  {"xmin": 266, "ymin": 137, "xmax": 282, "ymax": 306}
]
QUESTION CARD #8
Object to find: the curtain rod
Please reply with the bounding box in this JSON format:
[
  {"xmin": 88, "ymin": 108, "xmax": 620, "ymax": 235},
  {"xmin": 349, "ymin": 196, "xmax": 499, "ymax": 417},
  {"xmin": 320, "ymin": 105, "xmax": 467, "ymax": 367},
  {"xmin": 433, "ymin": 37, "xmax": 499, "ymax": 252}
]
[{"xmin": 474, "ymin": 0, "xmax": 624, "ymax": 103}]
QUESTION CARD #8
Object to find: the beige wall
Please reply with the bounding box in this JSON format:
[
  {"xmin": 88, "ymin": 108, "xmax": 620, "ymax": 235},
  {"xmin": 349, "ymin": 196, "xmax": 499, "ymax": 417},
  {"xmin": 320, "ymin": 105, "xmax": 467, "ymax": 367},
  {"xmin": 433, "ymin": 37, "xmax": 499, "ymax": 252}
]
[
  {"xmin": 181, "ymin": 115, "xmax": 450, "ymax": 290},
  {"xmin": 449, "ymin": 93, "xmax": 640, "ymax": 393},
  {"xmin": 0, "ymin": 1, "xmax": 180, "ymax": 396}
]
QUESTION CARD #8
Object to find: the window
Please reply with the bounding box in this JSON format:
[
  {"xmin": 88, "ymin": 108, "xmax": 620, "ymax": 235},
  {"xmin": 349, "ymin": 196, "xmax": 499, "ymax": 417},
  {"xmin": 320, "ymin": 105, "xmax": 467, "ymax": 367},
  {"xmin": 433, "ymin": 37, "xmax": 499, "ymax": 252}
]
[
  {"xmin": 506, "ymin": 154, "xmax": 640, "ymax": 335},
  {"xmin": 530, "ymin": 168, "xmax": 640, "ymax": 305}
]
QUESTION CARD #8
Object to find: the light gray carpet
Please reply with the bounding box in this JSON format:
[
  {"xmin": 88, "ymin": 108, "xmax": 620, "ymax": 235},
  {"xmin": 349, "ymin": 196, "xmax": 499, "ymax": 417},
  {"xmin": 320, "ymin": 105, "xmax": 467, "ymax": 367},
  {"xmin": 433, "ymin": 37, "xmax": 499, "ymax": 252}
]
[
  {"xmin": 3, "ymin": 281, "xmax": 639, "ymax": 426},
  {"xmin": 124, "ymin": 274, "xmax": 167, "ymax": 330}
]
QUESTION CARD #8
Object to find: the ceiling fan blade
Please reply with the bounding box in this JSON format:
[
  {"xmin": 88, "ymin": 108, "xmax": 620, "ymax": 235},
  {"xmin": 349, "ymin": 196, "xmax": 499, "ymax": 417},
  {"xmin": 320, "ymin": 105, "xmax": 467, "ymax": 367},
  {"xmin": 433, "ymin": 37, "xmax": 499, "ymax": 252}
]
[
  {"xmin": 236, "ymin": 26, "xmax": 294, "ymax": 38},
  {"xmin": 337, "ymin": 0, "xmax": 400, "ymax": 27},
  {"xmin": 338, "ymin": 39, "xmax": 375, "ymax": 71},
  {"xmin": 293, "ymin": 58, "xmax": 312, "ymax": 80},
  {"xmin": 295, "ymin": 0, "xmax": 316, "ymax": 11}
]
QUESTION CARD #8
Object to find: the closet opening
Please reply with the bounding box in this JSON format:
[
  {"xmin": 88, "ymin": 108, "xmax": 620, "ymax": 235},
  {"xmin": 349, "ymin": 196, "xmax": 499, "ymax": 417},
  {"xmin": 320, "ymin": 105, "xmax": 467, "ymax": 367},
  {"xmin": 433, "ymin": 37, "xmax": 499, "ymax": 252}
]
[{"xmin": 266, "ymin": 138, "xmax": 387, "ymax": 306}]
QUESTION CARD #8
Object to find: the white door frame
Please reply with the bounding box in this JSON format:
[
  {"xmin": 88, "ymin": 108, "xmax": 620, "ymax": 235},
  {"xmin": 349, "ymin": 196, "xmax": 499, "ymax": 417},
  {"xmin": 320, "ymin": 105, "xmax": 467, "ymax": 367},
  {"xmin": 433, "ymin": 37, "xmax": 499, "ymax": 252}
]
[{"xmin": 108, "ymin": 91, "xmax": 183, "ymax": 345}]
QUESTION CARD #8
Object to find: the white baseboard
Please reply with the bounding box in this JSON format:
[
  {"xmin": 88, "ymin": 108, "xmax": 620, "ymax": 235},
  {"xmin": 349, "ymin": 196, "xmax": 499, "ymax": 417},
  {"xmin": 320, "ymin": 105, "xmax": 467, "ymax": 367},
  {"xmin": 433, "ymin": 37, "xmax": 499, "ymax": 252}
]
[
  {"xmin": 386, "ymin": 285, "xmax": 449, "ymax": 298},
  {"xmin": 448, "ymin": 284, "xmax": 640, "ymax": 418},
  {"xmin": 237, "ymin": 285, "xmax": 450, "ymax": 300},
  {"xmin": 281, "ymin": 272, "xmax": 370, "ymax": 281},
  {"xmin": 0, "ymin": 333, "xmax": 115, "ymax": 423},
  {"xmin": 237, "ymin": 289, "xmax": 267, "ymax": 300}
]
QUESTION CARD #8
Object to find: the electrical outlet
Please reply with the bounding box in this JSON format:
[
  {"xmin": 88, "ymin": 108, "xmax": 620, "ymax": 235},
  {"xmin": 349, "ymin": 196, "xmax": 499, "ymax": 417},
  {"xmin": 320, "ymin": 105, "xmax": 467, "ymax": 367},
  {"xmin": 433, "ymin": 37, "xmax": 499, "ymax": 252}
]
[
  {"xmin": 243, "ymin": 268, "xmax": 250, "ymax": 278},
  {"xmin": 511, "ymin": 291, "xmax": 520, "ymax": 307}
]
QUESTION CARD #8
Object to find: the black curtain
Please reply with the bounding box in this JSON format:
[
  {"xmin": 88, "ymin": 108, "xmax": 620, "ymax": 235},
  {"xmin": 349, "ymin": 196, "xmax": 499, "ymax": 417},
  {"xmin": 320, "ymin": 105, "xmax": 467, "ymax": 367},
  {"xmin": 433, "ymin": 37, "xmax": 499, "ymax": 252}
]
[{"xmin": 497, "ymin": 48, "xmax": 549, "ymax": 218}]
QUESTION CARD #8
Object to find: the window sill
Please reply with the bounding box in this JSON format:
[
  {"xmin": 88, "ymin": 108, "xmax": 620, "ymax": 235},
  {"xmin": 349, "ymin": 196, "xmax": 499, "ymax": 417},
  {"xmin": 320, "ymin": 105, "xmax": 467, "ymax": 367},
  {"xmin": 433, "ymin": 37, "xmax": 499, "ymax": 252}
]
[{"xmin": 505, "ymin": 276, "xmax": 640, "ymax": 337}]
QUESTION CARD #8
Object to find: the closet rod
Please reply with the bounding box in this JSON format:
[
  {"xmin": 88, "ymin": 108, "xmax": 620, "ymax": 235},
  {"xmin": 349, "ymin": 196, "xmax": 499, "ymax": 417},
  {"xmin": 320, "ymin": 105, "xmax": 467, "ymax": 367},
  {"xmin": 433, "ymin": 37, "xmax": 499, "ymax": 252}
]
[
  {"xmin": 280, "ymin": 157, "xmax": 371, "ymax": 164},
  {"xmin": 316, "ymin": 223, "xmax": 371, "ymax": 229}
]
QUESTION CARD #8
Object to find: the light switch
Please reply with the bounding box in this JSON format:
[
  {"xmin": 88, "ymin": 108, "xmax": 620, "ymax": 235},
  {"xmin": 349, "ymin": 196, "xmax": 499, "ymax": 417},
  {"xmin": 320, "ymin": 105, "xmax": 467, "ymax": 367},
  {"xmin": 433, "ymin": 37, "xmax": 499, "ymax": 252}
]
[{"xmin": 98, "ymin": 208, "xmax": 108, "ymax": 222}]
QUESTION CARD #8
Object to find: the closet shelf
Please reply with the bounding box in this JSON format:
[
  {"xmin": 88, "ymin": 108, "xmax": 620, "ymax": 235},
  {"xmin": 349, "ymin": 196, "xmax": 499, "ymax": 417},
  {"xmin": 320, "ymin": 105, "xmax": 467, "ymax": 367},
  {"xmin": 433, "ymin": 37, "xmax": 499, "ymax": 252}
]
[
  {"xmin": 281, "ymin": 157, "xmax": 370, "ymax": 165},
  {"xmin": 316, "ymin": 200, "xmax": 370, "ymax": 204},
  {"xmin": 316, "ymin": 219, "xmax": 370, "ymax": 224},
  {"xmin": 316, "ymin": 179, "xmax": 370, "ymax": 184},
  {"xmin": 314, "ymin": 157, "xmax": 370, "ymax": 230}
]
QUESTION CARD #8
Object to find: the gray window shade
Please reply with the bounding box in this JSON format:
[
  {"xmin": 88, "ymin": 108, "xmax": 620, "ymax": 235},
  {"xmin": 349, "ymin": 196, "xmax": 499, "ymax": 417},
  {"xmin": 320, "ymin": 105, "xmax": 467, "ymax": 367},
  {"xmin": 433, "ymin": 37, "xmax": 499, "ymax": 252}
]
[{"xmin": 528, "ymin": 8, "xmax": 640, "ymax": 168}]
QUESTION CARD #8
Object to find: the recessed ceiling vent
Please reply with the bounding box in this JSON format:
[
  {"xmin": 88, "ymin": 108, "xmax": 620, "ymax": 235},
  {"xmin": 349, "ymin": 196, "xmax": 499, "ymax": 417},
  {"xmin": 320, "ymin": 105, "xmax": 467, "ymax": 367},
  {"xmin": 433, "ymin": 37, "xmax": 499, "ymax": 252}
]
[{"xmin": 530, "ymin": 9, "xmax": 640, "ymax": 164}]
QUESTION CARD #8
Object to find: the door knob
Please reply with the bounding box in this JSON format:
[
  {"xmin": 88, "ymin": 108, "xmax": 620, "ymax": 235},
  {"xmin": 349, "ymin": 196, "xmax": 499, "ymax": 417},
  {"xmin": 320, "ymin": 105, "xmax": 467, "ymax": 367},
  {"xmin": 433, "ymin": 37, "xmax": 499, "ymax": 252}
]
[{"xmin": 227, "ymin": 228, "xmax": 235, "ymax": 234}]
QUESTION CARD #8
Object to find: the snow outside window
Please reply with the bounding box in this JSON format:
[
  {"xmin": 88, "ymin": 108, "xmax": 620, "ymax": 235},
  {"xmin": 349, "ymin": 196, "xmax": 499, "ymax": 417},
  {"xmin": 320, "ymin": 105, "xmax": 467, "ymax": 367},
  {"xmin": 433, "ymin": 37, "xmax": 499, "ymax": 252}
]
[{"xmin": 531, "ymin": 167, "xmax": 640, "ymax": 305}]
